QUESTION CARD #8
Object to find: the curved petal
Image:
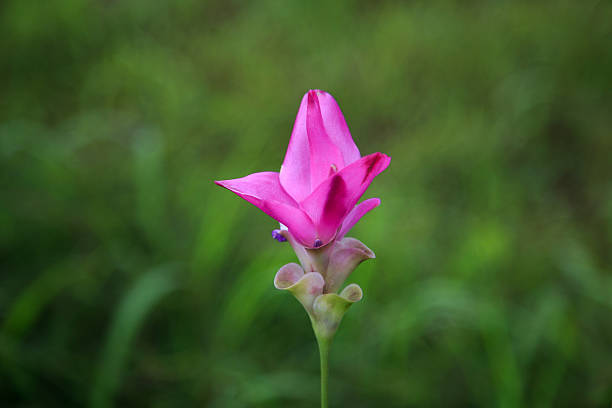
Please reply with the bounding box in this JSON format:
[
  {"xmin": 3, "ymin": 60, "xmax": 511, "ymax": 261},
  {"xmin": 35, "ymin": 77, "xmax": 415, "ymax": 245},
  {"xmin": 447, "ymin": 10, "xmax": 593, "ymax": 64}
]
[
  {"xmin": 311, "ymin": 283, "xmax": 363, "ymax": 340},
  {"xmin": 215, "ymin": 172, "xmax": 317, "ymax": 245},
  {"xmin": 337, "ymin": 198, "xmax": 381, "ymax": 240},
  {"xmin": 304, "ymin": 173, "xmax": 348, "ymax": 246},
  {"xmin": 325, "ymin": 237, "xmax": 375, "ymax": 293},
  {"xmin": 300, "ymin": 152, "xmax": 391, "ymax": 246},
  {"xmin": 339, "ymin": 283, "xmax": 364, "ymax": 302},
  {"xmin": 274, "ymin": 263, "xmax": 305, "ymax": 289},
  {"xmin": 274, "ymin": 263, "xmax": 324, "ymax": 312},
  {"xmin": 316, "ymin": 90, "xmax": 361, "ymax": 167},
  {"xmin": 215, "ymin": 172, "xmax": 297, "ymax": 206}
]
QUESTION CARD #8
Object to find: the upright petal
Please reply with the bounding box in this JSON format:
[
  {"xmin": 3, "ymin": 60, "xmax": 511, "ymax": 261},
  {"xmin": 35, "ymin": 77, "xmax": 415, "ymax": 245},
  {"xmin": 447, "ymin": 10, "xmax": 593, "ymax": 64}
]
[
  {"xmin": 279, "ymin": 90, "xmax": 349, "ymax": 201},
  {"xmin": 306, "ymin": 90, "xmax": 344, "ymax": 192},
  {"xmin": 300, "ymin": 152, "xmax": 391, "ymax": 246},
  {"xmin": 337, "ymin": 198, "xmax": 381, "ymax": 240},
  {"xmin": 279, "ymin": 93, "xmax": 311, "ymax": 202},
  {"xmin": 316, "ymin": 90, "xmax": 361, "ymax": 167},
  {"xmin": 215, "ymin": 172, "xmax": 317, "ymax": 245}
]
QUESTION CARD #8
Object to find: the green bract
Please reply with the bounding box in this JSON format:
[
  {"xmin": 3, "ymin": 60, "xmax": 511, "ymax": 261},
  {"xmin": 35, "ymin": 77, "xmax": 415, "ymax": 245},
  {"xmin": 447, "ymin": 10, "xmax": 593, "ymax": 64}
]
[{"xmin": 273, "ymin": 233, "xmax": 373, "ymax": 341}]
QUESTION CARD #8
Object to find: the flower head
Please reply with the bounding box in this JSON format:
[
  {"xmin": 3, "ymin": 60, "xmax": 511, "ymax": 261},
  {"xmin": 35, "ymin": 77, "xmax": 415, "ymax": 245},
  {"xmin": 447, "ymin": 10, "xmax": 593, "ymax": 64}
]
[{"xmin": 215, "ymin": 89, "xmax": 390, "ymax": 249}]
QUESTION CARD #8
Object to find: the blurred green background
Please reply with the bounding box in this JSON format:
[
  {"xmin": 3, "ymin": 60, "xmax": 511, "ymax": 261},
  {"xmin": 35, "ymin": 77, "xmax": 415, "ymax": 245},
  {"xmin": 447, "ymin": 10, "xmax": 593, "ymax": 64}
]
[{"xmin": 1, "ymin": 0, "xmax": 611, "ymax": 406}]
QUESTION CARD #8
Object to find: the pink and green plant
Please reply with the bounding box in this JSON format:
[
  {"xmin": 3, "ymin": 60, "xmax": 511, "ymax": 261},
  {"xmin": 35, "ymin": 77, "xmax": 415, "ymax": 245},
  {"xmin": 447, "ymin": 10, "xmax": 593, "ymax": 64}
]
[{"xmin": 216, "ymin": 89, "xmax": 390, "ymax": 407}]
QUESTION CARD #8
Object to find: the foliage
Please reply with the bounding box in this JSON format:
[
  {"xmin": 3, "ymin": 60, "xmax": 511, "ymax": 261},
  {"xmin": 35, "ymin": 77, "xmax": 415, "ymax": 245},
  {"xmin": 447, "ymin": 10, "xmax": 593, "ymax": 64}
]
[{"xmin": 1, "ymin": 0, "xmax": 611, "ymax": 406}]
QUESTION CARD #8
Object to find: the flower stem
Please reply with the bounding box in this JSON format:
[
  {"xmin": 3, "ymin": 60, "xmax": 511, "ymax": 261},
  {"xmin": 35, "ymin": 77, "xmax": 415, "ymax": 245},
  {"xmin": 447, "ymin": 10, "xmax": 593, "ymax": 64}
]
[{"xmin": 316, "ymin": 335, "xmax": 331, "ymax": 408}]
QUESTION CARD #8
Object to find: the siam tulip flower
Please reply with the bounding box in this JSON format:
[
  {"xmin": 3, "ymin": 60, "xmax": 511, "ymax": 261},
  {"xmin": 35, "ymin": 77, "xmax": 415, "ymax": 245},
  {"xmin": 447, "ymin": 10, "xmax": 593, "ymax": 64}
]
[
  {"xmin": 215, "ymin": 89, "xmax": 390, "ymax": 250},
  {"xmin": 215, "ymin": 89, "xmax": 390, "ymax": 408}
]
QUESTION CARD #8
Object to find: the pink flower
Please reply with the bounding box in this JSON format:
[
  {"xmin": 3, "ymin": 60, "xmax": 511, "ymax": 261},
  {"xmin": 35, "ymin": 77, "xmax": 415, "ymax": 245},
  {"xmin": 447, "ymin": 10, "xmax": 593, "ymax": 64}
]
[{"xmin": 215, "ymin": 90, "xmax": 390, "ymax": 248}]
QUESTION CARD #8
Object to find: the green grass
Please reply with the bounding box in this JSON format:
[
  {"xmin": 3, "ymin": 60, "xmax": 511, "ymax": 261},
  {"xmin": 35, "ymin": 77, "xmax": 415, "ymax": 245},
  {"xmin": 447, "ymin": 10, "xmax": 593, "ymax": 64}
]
[{"xmin": 1, "ymin": 0, "xmax": 611, "ymax": 406}]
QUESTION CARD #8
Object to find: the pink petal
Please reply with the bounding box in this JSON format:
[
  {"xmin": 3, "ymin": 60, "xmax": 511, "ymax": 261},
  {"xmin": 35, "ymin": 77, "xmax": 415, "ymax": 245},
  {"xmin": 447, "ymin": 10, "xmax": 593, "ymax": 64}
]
[
  {"xmin": 300, "ymin": 172, "xmax": 348, "ymax": 245},
  {"xmin": 306, "ymin": 90, "xmax": 345, "ymax": 192},
  {"xmin": 316, "ymin": 90, "xmax": 361, "ymax": 167},
  {"xmin": 216, "ymin": 172, "xmax": 296, "ymax": 205},
  {"xmin": 279, "ymin": 93, "xmax": 311, "ymax": 202},
  {"xmin": 215, "ymin": 172, "xmax": 317, "ymax": 245},
  {"xmin": 300, "ymin": 152, "xmax": 391, "ymax": 246},
  {"xmin": 337, "ymin": 198, "xmax": 381, "ymax": 240},
  {"xmin": 279, "ymin": 90, "xmax": 355, "ymax": 202}
]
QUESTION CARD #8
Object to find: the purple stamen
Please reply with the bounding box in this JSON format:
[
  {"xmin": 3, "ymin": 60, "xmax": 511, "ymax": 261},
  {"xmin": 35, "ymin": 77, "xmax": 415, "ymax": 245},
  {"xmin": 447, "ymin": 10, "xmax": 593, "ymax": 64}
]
[
  {"xmin": 272, "ymin": 229, "xmax": 287, "ymax": 242},
  {"xmin": 314, "ymin": 239, "xmax": 323, "ymax": 248}
]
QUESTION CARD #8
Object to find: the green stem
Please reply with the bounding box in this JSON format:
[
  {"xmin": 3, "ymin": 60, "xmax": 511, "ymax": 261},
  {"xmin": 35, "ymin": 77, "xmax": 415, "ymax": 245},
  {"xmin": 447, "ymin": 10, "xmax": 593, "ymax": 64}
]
[{"xmin": 316, "ymin": 335, "xmax": 331, "ymax": 408}]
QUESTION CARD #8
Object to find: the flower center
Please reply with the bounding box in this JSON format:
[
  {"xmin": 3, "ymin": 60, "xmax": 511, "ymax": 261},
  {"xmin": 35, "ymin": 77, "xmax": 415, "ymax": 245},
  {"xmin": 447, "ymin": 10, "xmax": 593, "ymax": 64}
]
[{"xmin": 271, "ymin": 229, "xmax": 287, "ymax": 242}]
